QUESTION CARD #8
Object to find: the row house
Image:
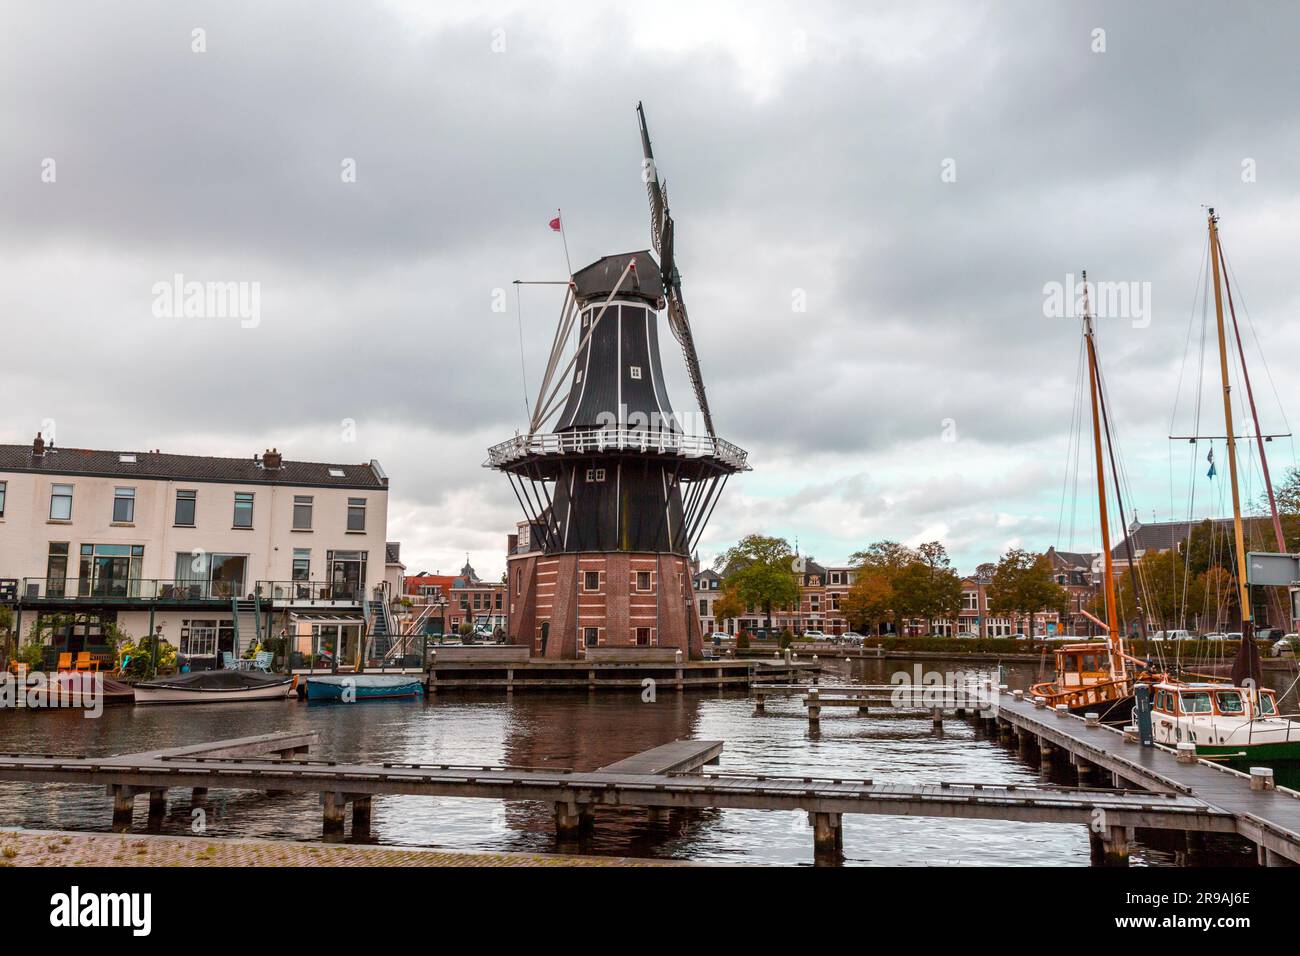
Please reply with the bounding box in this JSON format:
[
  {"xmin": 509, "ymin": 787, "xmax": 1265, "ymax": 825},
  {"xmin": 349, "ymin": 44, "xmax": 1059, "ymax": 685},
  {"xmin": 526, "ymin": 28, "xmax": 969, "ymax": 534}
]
[
  {"xmin": 402, "ymin": 561, "xmax": 507, "ymax": 637},
  {"xmin": 0, "ymin": 434, "xmax": 389, "ymax": 668},
  {"xmin": 696, "ymin": 559, "xmax": 858, "ymax": 636}
]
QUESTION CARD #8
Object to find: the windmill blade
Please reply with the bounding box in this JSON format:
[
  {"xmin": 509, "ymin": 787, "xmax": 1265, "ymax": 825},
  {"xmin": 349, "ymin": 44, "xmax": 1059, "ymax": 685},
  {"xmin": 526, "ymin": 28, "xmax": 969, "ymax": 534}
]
[
  {"xmin": 637, "ymin": 101, "xmax": 714, "ymax": 439},
  {"xmin": 637, "ymin": 101, "xmax": 666, "ymax": 257},
  {"xmin": 667, "ymin": 286, "xmax": 716, "ymax": 439}
]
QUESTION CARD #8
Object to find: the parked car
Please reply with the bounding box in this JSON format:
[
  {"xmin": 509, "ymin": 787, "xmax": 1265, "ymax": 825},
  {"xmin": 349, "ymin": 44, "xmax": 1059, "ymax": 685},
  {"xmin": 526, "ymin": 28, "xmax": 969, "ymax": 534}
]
[
  {"xmin": 1226, "ymin": 632, "xmax": 1244, "ymax": 641},
  {"xmin": 1273, "ymin": 634, "xmax": 1300, "ymax": 656},
  {"xmin": 709, "ymin": 632, "xmax": 730, "ymax": 644},
  {"xmin": 1204, "ymin": 632, "xmax": 1228, "ymax": 642},
  {"xmin": 1256, "ymin": 628, "xmax": 1285, "ymax": 642},
  {"xmin": 955, "ymin": 631, "xmax": 979, "ymax": 639},
  {"xmin": 841, "ymin": 632, "xmax": 865, "ymax": 646},
  {"xmin": 1150, "ymin": 630, "xmax": 1193, "ymax": 642},
  {"xmin": 801, "ymin": 630, "xmax": 828, "ymax": 640}
]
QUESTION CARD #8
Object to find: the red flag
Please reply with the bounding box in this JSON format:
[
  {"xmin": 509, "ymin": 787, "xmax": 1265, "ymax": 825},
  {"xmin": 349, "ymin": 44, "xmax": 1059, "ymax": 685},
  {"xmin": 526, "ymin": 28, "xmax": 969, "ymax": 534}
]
[{"xmin": 548, "ymin": 215, "xmax": 561, "ymax": 232}]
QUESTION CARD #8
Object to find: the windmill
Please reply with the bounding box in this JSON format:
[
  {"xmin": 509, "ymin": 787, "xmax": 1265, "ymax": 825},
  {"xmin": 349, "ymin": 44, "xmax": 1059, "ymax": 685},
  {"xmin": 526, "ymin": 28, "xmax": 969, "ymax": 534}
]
[{"xmin": 485, "ymin": 103, "xmax": 749, "ymax": 660}]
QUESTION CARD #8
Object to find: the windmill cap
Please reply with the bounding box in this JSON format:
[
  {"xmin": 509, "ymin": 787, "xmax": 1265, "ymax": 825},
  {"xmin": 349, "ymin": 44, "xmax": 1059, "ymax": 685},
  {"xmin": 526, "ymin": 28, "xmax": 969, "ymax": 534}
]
[{"xmin": 573, "ymin": 251, "xmax": 664, "ymax": 306}]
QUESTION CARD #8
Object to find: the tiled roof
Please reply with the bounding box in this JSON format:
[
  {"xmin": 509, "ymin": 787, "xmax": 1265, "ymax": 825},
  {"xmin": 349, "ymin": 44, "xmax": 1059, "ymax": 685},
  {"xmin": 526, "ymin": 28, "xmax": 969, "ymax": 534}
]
[
  {"xmin": 1110, "ymin": 517, "xmax": 1277, "ymax": 559},
  {"xmin": 0, "ymin": 444, "xmax": 386, "ymax": 490}
]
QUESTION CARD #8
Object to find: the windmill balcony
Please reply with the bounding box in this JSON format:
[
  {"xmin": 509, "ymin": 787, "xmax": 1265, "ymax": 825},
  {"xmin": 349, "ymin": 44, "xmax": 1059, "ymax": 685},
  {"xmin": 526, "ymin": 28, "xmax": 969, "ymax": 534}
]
[{"xmin": 485, "ymin": 426, "xmax": 749, "ymax": 472}]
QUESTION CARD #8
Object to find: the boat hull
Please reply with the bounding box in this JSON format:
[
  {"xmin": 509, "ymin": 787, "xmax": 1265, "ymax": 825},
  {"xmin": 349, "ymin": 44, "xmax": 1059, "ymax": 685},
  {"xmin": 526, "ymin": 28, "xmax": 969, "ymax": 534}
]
[
  {"xmin": 134, "ymin": 674, "xmax": 297, "ymax": 705},
  {"xmin": 305, "ymin": 674, "xmax": 423, "ymax": 702}
]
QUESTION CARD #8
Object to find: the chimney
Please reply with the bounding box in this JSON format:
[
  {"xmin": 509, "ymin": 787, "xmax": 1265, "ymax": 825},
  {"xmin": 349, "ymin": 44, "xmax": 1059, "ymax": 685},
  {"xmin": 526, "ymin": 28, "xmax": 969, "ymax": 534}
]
[
  {"xmin": 32, "ymin": 432, "xmax": 45, "ymax": 458},
  {"xmin": 263, "ymin": 448, "xmax": 283, "ymax": 471}
]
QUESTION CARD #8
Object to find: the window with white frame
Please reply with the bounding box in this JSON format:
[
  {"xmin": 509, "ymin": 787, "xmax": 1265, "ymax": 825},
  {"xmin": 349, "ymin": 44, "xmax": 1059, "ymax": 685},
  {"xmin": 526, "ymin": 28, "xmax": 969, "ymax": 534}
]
[
  {"xmin": 112, "ymin": 487, "xmax": 135, "ymax": 523},
  {"xmin": 629, "ymin": 366, "xmax": 642, "ymax": 379},
  {"xmin": 347, "ymin": 497, "xmax": 367, "ymax": 531},
  {"xmin": 49, "ymin": 484, "xmax": 73, "ymax": 521},
  {"xmin": 293, "ymin": 495, "xmax": 313, "ymax": 530},
  {"xmin": 585, "ymin": 468, "xmax": 606, "ymax": 482}
]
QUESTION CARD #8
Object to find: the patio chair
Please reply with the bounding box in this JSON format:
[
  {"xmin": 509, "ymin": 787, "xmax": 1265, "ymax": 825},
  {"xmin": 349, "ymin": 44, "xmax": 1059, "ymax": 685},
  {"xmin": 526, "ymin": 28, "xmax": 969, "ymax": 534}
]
[
  {"xmin": 221, "ymin": 651, "xmax": 240, "ymax": 670},
  {"xmin": 253, "ymin": 651, "xmax": 273, "ymax": 672},
  {"xmin": 73, "ymin": 652, "xmax": 98, "ymax": 672},
  {"xmin": 56, "ymin": 652, "xmax": 73, "ymax": 671}
]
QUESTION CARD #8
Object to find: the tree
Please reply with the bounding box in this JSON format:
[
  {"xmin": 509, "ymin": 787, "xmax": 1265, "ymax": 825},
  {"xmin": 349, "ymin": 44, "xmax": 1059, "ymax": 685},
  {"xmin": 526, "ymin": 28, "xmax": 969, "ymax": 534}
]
[
  {"xmin": 842, "ymin": 564, "xmax": 895, "ymax": 634},
  {"xmin": 713, "ymin": 583, "xmax": 746, "ymax": 631},
  {"xmin": 712, "ymin": 534, "xmax": 800, "ymax": 632},
  {"xmin": 987, "ymin": 549, "xmax": 1068, "ymax": 637}
]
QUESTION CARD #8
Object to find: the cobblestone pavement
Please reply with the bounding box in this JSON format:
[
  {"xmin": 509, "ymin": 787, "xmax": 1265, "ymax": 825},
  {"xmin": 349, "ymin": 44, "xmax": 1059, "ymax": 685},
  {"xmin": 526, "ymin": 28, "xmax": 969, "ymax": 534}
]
[{"xmin": 0, "ymin": 827, "xmax": 681, "ymax": 867}]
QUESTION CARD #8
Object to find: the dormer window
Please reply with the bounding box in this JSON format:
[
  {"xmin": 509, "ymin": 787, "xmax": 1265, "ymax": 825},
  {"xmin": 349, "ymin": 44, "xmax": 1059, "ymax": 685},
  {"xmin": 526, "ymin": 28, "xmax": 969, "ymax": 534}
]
[
  {"xmin": 119, "ymin": 453, "xmax": 137, "ymax": 464},
  {"xmin": 328, "ymin": 468, "xmax": 345, "ymax": 478}
]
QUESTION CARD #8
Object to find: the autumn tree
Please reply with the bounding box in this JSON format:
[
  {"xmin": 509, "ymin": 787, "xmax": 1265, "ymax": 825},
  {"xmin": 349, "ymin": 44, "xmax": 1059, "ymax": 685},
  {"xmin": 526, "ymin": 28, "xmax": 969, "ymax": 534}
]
[{"xmin": 842, "ymin": 565, "xmax": 895, "ymax": 634}]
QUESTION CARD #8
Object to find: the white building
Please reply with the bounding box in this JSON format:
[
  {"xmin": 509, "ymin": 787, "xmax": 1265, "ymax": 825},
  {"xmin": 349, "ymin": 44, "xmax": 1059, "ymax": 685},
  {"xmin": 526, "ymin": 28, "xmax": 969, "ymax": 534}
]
[{"xmin": 0, "ymin": 434, "xmax": 390, "ymax": 668}]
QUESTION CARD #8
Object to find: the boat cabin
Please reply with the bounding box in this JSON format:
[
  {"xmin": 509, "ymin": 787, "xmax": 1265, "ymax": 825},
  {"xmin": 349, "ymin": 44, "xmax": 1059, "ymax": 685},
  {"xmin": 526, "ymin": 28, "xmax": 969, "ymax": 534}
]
[
  {"xmin": 1152, "ymin": 682, "xmax": 1278, "ymax": 721},
  {"xmin": 1055, "ymin": 642, "xmax": 1115, "ymax": 688}
]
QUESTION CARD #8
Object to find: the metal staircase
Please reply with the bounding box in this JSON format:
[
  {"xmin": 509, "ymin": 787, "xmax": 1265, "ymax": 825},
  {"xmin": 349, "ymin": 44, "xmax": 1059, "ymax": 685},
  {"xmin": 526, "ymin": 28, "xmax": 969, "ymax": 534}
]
[{"xmin": 231, "ymin": 597, "xmax": 261, "ymax": 659}]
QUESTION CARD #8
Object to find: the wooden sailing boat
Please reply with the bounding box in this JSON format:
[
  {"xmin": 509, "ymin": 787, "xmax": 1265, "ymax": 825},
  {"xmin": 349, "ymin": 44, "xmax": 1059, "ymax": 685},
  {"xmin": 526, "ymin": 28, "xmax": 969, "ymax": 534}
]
[
  {"xmin": 1154, "ymin": 209, "xmax": 1300, "ymax": 768},
  {"xmin": 1031, "ymin": 273, "xmax": 1160, "ymax": 721}
]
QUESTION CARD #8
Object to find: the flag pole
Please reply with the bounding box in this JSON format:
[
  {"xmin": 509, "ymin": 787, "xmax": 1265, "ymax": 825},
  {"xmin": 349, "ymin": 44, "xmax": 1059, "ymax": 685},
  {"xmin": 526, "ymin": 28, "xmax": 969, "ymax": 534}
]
[{"xmin": 557, "ymin": 207, "xmax": 573, "ymax": 277}]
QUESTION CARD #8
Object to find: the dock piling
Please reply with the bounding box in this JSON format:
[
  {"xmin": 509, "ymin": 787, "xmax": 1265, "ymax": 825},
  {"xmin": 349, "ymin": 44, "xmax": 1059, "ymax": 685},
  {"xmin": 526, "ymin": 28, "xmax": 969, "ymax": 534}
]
[
  {"xmin": 110, "ymin": 784, "xmax": 137, "ymax": 831},
  {"xmin": 322, "ymin": 791, "xmax": 347, "ymax": 836},
  {"xmin": 351, "ymin": 795, "xmax": 372, "ymax": 838},
  {"xmin": 810, "ymin": 811, "xmax": 843, "ymax": 864}
]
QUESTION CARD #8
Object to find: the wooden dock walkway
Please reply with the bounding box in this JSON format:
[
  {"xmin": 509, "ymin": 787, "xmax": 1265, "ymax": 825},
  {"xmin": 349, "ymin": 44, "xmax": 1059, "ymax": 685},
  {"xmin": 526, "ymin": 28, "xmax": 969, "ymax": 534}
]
[
  {"xmin": 0, "ymin": 730, "xmax": 1235, "ymax": 863},
  {"xmin": 991, "ymin": 689, "xmax": 1300, "ymax": 865}
]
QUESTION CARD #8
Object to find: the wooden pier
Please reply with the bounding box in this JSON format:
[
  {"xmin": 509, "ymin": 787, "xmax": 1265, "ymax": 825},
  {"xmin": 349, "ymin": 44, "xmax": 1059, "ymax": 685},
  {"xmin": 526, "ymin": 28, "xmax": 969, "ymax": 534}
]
[
  {"xmin": 0, "ymin": 729, "xmax": 1241, "ymax": 865},
  {"xmin": 424, "ymin": 647, "xmax": 818, "ymax": 694}
]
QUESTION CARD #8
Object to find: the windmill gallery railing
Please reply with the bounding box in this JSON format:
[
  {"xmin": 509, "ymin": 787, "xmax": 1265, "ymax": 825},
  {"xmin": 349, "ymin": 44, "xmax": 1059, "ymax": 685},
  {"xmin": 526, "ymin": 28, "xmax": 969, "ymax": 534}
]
[{"xmin": 485, "ymin": 427, "xmax": 750, "ymax": 472}]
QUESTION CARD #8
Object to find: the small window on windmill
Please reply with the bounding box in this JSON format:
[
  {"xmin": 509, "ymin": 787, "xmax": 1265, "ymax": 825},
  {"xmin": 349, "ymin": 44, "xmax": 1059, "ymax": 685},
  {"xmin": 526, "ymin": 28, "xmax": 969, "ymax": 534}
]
[
  {"xmin": 576, "ymin": 369, "xmax": 583, "ymax": 383},
  {"xmin": 629, "ymin": 366, "xmax": 642, "ymax": 380},
  {"xmin": 585, "ymin": 468, "xmax": 606, "ymax": 483}
]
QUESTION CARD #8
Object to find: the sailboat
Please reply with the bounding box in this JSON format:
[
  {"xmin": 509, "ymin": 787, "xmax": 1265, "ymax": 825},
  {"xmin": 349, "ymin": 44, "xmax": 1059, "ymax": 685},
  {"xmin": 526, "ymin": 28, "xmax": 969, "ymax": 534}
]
[
  {"xmin": 1152, "ymin": 209, "xmax": 1300, "ymax": 768},
  {"xmin": 1031, "ymin": 272, "xmax": 1163, "ymax": 721}
]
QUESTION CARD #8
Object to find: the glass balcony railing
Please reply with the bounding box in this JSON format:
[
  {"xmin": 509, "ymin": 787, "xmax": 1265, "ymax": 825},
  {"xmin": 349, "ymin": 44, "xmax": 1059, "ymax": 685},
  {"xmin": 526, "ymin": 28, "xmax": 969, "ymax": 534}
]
[
  {"xmin": 254, "ymin": 580, "xmax": 363, "ymax": 603},
  {"xmin": 15, "ymin": 578, "xmax": 366, "ymax": 605},
  {"xmin": 18, "ymin": 578, "xmax": 245, "ymax": 602}
]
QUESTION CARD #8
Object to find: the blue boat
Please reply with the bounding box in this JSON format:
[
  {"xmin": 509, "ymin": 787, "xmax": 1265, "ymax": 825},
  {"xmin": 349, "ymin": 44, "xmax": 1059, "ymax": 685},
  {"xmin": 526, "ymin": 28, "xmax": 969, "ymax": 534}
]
[{"xmin": 305, "ymin": 673, "xmax": 424, "ymax": 702}]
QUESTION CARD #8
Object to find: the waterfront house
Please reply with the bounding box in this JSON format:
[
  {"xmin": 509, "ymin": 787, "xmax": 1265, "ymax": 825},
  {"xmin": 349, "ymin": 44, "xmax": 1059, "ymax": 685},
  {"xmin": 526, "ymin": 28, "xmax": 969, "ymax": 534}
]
[{"xmin": 0, "ymin": 434, "xmax": 389, "ymax": 669}]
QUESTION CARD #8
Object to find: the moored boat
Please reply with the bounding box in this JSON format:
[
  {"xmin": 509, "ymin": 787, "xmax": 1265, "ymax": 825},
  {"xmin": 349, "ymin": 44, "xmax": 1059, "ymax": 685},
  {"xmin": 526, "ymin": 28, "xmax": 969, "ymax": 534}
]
[
  {"xmin": 1151, "ymin": 681, "xmax": 1300, "ymax": 774},
  {"xmin": 133, "ymin": 670, "xmax": 297, "ymax": 704},
  {"xmin": 305, "ymin": 673, "xmax": 423, "ymax": 702}
]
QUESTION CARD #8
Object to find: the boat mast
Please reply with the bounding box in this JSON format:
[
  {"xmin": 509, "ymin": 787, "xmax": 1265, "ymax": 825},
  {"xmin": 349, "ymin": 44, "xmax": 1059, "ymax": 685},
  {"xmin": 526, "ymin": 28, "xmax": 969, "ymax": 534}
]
[
  {"xmin": 1082, "ymin": 273, "xmax": 1124, "ymax": 680},
  {"xmin": 1207, "ymin": 209, "xmax": 1253, "ymax": 634},
  {"xmin": 1218, "ymin": 241, "xmax": 1287, "ymax": 553}
]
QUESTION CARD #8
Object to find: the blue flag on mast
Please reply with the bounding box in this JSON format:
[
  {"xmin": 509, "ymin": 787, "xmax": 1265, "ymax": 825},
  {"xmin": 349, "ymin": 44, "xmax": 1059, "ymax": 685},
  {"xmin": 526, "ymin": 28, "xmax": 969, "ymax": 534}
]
[{"xmin": 1206, "ymin": 446, "xmax": 1217, "ymax": 479}]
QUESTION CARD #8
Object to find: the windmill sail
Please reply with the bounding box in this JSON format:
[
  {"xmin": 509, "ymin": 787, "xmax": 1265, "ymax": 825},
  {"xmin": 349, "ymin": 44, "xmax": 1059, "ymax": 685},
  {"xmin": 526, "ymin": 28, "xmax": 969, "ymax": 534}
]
[{"xmin": 637, "ymin": 101, "xmax": 717, "ymax": 439}]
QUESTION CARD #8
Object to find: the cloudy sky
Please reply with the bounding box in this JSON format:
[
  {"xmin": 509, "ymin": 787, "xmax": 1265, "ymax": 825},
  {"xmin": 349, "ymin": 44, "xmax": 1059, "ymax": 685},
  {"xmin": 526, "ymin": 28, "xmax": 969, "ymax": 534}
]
[{"xmin": 3, "ymin": 0, "xmax": 1298, "ymax": 578}]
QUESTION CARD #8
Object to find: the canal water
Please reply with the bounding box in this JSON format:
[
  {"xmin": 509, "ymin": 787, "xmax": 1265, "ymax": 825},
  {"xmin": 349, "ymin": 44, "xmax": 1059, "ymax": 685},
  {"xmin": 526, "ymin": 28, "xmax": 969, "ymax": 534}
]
[{"xmin": 0, "ymin": 657, "xmax": 1255, "ymax": 865}]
